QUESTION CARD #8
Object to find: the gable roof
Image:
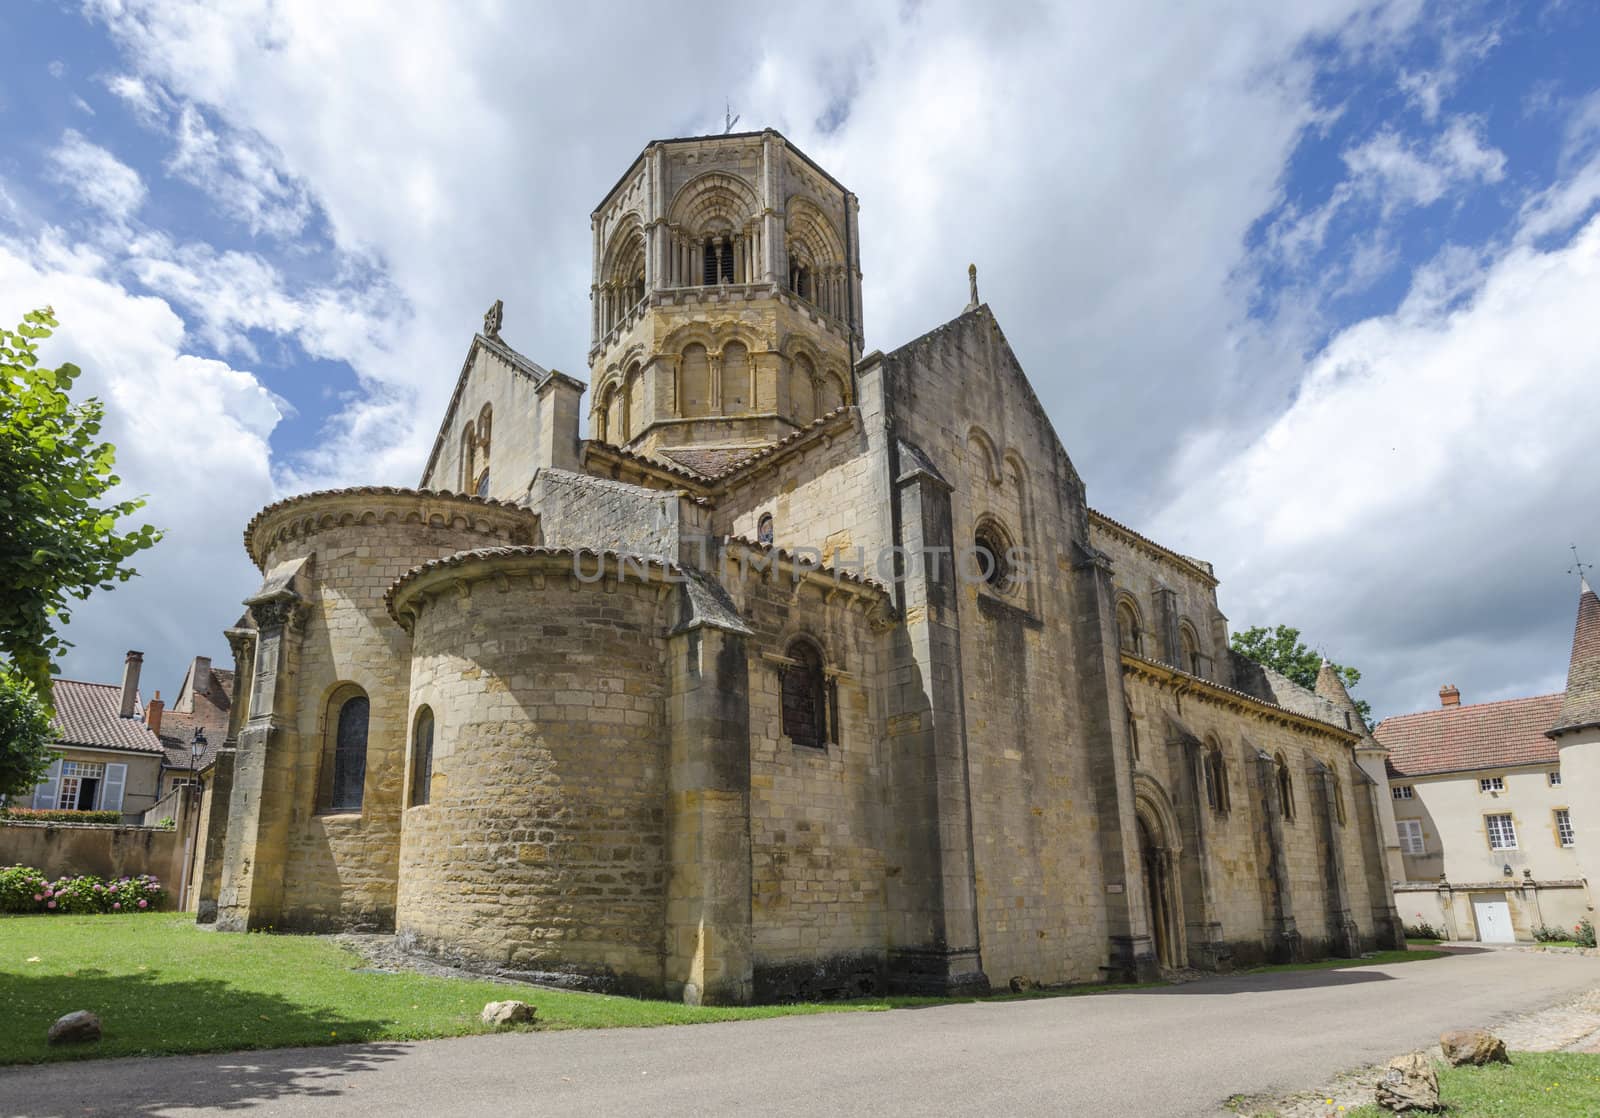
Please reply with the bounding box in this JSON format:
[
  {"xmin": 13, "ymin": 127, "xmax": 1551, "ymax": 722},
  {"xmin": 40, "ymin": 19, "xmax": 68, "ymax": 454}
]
[
  {"xmin": 157, "ymin": 666, "xmax": 233, "ymax": 770},
  {"xmin": 1375, "ymin": 694, "xmax": 1563, "ymax": 778},
  {"xmin": 1549, "ymin": 577, "xmax": 1600, "ymax": 738},
  {"xmin": 48, "ymin": 679, "xmax": 165, "ymax": 755}
]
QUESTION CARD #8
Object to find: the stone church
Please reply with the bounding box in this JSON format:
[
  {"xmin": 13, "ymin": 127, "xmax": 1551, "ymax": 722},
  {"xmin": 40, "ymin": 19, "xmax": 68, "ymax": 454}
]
[{"xmin": 199, "ymin": 130, "xmax": 1402, "ymax": 1003}]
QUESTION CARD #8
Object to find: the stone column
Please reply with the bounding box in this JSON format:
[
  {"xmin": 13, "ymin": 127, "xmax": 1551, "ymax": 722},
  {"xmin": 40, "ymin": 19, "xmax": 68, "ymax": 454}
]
[
  {"xmin": 761, "ymin": 131, "xmax": 785, "ymax": 285},
  {"xmin": 1252, "ymin": 747, "xmax": 1301, "ymax": 961},
  {"xmin": 1352, "ymin": 761, "xmax": 1405, "ymax": 949},
  {"xmin": 215, "ymin": 569, "xmax": 309, "ymax": 933},
  {"xmin": 664, "ymin": 610, "xmax": 753, "ymax": 1005},
  {"xmin": 1311, "ymin": 761, "xmax": 1359, "ymax": 956},
  {"xmin": 882, "ymin": 453, "xmax": 988, "ymax": 995}
]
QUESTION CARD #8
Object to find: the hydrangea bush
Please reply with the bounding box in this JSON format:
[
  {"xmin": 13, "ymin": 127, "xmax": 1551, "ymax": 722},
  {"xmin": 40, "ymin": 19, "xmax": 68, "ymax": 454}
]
[{"xmin": 0, "ymin": 864, "xmax": 165, "ymax": 913}]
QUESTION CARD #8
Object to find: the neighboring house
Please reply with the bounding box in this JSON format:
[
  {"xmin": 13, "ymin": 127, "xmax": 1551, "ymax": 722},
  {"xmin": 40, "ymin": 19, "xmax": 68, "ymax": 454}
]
[
  {"xmin": 1379, "ymin": 581, "xmax": 1597, "ymax": 943},
  {"xmin": 145, "ymin": 655, "xmax": 233, "ymax": 796},
  {"xmin": 16, "ymin": 652, "xmax": 166, "ymax": 822}
]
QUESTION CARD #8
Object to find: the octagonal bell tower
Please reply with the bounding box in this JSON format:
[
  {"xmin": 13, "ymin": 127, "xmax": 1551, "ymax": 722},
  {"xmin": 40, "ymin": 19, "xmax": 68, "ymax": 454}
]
[{"xmin": 588, "ymin": 130, "xmax": 863, "ymax": 464}]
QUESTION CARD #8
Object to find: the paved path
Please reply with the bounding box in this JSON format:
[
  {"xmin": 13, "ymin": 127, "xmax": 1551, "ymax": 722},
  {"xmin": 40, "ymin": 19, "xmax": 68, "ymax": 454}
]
[{"xmin": 3, "ymin": 949, "xmax": 1597, "ymax": 1117}]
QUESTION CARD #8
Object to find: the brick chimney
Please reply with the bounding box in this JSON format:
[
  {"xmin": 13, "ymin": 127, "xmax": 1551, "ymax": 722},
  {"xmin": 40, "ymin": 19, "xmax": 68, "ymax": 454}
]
[
  {"xmin": 1440, "ymin": 684, "xmax": 1461, "ymax": 708},
  {"xmin": 145, "ymin": 690, "xmax": 164, "ymax": 737},
  {"xmin": 120, "ymin": 650, "xmax": 143, "ymax": 718}
]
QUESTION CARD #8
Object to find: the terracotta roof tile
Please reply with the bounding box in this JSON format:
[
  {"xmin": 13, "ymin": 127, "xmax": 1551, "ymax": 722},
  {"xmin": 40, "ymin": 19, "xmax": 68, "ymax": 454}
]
[
  {"xmin": 1376, "ymin": 694, "xmax": 1563, "ymax": 778},
  {"xmin": 47, "ymin": 679, "xmax": 165, "ymax": 755}
]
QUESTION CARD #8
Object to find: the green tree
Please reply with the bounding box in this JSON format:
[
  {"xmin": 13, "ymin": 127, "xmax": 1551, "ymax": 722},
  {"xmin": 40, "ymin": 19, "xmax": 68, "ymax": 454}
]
[
  {"xmin": 0, "ymin": 668, "xmax": 55, "ymax": 800},
  {"xmin": 0, "ymin": 308, "xmax": 161, "ymax": 696},
  {"xmin": 1230, "ymin": 623, "xmax": 1372, "ymax": 727}
]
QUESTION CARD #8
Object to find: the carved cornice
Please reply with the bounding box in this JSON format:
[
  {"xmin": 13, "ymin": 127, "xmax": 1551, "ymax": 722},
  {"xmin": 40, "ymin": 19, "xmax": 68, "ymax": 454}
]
[
  {"xmin": 1088, "ymin": 510, "xmax": 1218, "ymax": 588},
  {"xmin": 1122, "ymin": 652, "xmax": 1359, "ymax": 745},
  {"xmin": 244, "ymin": 487, "xmax": 540, "ymax": 569}
]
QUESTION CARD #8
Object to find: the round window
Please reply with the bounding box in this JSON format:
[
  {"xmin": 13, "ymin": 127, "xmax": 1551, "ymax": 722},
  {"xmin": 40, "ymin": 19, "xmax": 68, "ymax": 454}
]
[{"xmin": 973, "ymin": 519, "xmax": 1016, "ymax": 594}]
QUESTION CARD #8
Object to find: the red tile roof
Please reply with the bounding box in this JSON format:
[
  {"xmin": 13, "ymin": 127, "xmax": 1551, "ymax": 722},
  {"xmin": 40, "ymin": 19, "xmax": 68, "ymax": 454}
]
[
  {"xmin": 1376, "ymin": 693, "xmax": 1563, "ymax": 778},
  {"xmin": 47, "ymin": 679, "xmax": 165, "ymax": 755},
  {"xmin": 157, "ymin": 668, "xmax": 233, "ymax": 770}
]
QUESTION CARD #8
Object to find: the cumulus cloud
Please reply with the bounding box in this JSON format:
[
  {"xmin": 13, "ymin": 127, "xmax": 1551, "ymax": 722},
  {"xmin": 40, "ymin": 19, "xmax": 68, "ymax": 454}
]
[
  {"xmin": 1149, "ymin": 211, "xmax": 1600, "ymax": 716},
  {"xmin": 0, "ymin": 232, "xmax": 280, "ymax": 693},
  {"xmin": 1343, "ymin": 115, "xmax": 1505, "ymax": 210},
  {"xmin": 45, "ymin": 130, "xmax": 146, "ymax": 222},
  {"xmin": 166, "ymin": 104, "xmax": 312, "ymax": 238}
]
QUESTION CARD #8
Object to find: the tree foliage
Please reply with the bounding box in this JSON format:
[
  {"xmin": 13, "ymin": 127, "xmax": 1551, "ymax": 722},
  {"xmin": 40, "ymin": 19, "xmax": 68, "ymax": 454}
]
[
  {"xmin": 0, "ymin": 668, "xmax": 55, "ymax": 799},
  {"xmin": 1230, "ymin": 623, "xmax": 1373, "ymax": 727},
  {"xmin": 0, "ymin": 308, "xmax": 161, "ymax": 696}
]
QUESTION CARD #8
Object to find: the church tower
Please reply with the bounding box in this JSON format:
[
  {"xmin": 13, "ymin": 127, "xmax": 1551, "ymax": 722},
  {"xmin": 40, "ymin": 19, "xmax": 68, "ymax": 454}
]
[{"xmin": 588, "ymin": 130, "xmax": 863, "ymax": 465}]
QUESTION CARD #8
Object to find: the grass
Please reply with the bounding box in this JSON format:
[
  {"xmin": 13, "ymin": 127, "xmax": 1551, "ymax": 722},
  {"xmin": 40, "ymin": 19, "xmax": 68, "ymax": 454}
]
[
  {"xmin": 0, "ymin": 916, "xmax": 1448, "ymax": 1065},
  {"xmin": 1406, "ymin": 937, "xmax": 1443, "ymax": 945},
  {"xmin": 1346, "ymin": 1052, "xmax": 1600, "ymax": 1117}
]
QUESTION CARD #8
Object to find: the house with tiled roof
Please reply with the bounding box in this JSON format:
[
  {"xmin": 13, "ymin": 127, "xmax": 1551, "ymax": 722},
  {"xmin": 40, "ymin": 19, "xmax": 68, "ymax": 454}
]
[
  {"xmin": 1376, "ymin": 581, "xmax": 1597, "ymax": 943},
  {"xmin": 144, "ymin": 655, "xmax": 234, "ymax": 798},
  {"xmin": 11, "ymin": 651, "xmax": 166, "ymax": 821}
]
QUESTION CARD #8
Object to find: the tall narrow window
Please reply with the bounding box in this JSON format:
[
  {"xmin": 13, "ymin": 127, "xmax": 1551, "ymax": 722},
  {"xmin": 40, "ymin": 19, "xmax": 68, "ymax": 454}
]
[
  {"xmin": 410, "ymin": 706, "xmax": 434, "ymax": 808},
  {"xmin": 1275, "ymin": 754, "xmax": 1295, "ymax": 821},
  {"xmin": 1116, "ymin": 599, "xmax": 1143, "ymax": 655},
  {"xmin": 1179, "ymin": 623, "xmax": 1202, "ymax": 676},
  {"xmin": 781, "ymin": 640, "xmax": 827, "ymax": 749},
  {"xmin": 1397, "ymin": 819, "xmax": 1426, "ymax": 855},
  {"xmin": 326, "ymin": 691, "xmax": 369, "ymax": 812},
  {"xmin": 757, "ymin": 512, "xmax": 775, "ymax": 546},
  {"xmin": 702, "ymin": 238, "xmax": 733, "ymax": 284},
  {"xmin": 1204, "ymin": 742, "xmax": 1229, "ymax": 814},
  {"xmin": 1331, "ymin": 774, "xmax": 1346, "ymax": 825},
  {"xmin": 1556, "ymin": 808, "xmax": 1575, "ymax": 847}
]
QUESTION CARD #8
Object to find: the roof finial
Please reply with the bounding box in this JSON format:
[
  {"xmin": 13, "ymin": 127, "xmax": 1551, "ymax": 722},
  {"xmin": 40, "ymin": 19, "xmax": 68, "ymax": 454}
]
[
  {"xmin": 1569, "ymin": 543, "xmax": 1593, "ymax": 592},
  {"xmin": 723, "ymin": 101, "xmax": 741, "ymax": 135},
  {"xmin": 966, "ymin": 263, "xmax": 979, "ymax": 311},
  {"xmin": 483, "ymin": 298, "xmax": 504, "ymax": 340}
]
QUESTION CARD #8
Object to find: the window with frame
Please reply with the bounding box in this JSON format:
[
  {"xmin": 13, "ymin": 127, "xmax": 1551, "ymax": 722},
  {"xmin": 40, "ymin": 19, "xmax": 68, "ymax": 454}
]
[
  {"xmin": 1115, "ymin": 599, "xmax": 1143, "ymax": 655},
  {"xmin": 1179, "ymin": 623, "xmax": 1202, "ymax": 676},
  {"xmin": 322, "ymin": 690, "xmax": 370, "ymax": 812},
  {"xmin": 972, "ymin": 517, "xmax": 1018, "ymax": 596},
  {"xmin": 1556, "ymin": 808, "xmax": 1575, "ymax": 847},
  {"xmin": 1392, "ymin": 785, "xmax": 1414, "ymax": 800},
  {"xmin": 1331, "ymin": 774, "xmax": 1347, "ymax": 825},
  {"xmin": 1203, "ymin": 743, "xmax": 1229, "ymax": 814},
  {"xmin": 410, "ymin": 706, "xmax": 434, "ymax": 807},
  {"xmin": 1549, "ymin": 770, "xmax": 1563, "ymax": 787},
  {"xmin": 57, "ymin": 760, "xmax": 105, "ymax": 811},
  {"xmin": 780, "ymin": 640, "xmax": 828, "ymax": 749},
  {"xmin": 756, "ymin": 512, "xmax": 774, "ymax": 546},
  {"xmin": 1397, "ymin": 819, "xmax": 1426, "ymax": 855},
  {"xmin": 1485, "ymin": 812, "xmax": 1517, "ymax": 850},
  {"xmin": 1479, "ymin": 775, "xmax": 1505, "ymax": 793}
]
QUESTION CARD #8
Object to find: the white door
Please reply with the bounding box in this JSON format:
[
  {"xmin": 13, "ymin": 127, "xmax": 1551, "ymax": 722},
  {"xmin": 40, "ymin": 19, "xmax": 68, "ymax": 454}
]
[{"xmin": 1473, "ymin": 897, "xmax": 1515, "ymax": 943}]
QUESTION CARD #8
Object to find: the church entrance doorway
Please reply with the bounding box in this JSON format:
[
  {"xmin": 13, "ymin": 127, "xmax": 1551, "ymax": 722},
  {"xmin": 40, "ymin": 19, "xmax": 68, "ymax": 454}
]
[{"xmin": 1138, "ymin": 814, "xmax": 1181, "ymax": 969}]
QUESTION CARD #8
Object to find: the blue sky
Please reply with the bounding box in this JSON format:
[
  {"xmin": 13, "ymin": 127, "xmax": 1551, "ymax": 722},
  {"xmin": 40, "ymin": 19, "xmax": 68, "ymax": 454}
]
[{"xmin": 2, "ymin": 0, "xmax": 1599, "ymax": 721}]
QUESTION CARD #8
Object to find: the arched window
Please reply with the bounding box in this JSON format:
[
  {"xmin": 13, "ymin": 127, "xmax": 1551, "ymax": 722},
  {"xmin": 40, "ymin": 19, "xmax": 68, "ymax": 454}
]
[
  {"xmin": 1275, "ymin": 753, "xmax": 1295, "ymax": 822},
  {"xmin": 973, "ymin": 516, "xmax": 1018, "ymax": 595},
  {"xmin": 1204, "ymin": 740, "xmax": 1230, "ymax": 814},
  {"xmin": 1179, "ymin": 622, "xmax": 1202, "ymax": 676},
  {"xmin": 410, "ymin": 706, "xmax": 434, "ymax": 808},
  {"xmin": 459, "ymin": 421, "xmax": 475, "ymax": 493},
  {"xmin": 818, "ymin": 370, "xmax": 846, "ymax": 413},
  {"xmin": 1331, "ymin": 772, "xmax": 1346, "ymax": 826},
  {"xmin": 702, "ymin": 237, "xmax": 734, "ymax": 284},
  {"xmin": 1126, "ymin": 702, "xmax": 1140, "ymax": 763},
  {"xmin": 625, "ymin": 362, "xmax": 646, "ymax": 437},
  {"xmin": 680, "ymin": 344, "xmax": 712, "ymax": 418},
  {"xmin": 720, "ymin": 342, "xmax": 749, "ymax": 415},
  {"xmin": 1116, "ymin": 597, "xmax": 1143, "ymax": 655},
  {"xmin": 594, "ymin": 385, "xmax": 612, "ymax": 443},
  {"xmin": 757, "ymin": 512, "xmax": 775, "ymax": 546},
  {"xmin": 790, "ymin": 261, "xmax": 810, "ymax": 299},
  {"xmin": 790, "ymin": 354, "xmax": 817, "ymax": 426},
  {"xmin": 781, "ymin": 640, "xmax": 829, "ymax": 750},
  {"xmin": 322, "ymin": 689, "xmax": 369, "ymax": 813}
]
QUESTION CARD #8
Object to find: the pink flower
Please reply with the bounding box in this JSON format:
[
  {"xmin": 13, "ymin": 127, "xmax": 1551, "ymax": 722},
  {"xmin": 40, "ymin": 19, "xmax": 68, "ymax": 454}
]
[
  {"xmin": 46, "ymin": 900, "xmax": 56, "ymax": 909},
  {"xmin": 43, "ymin": 889, "xmax": 52, "ymax": 898},
  {"xmin": 137, "ymin": 899, "xmax": 148, "ymax": 909},
  {"xmin": 32, "ymin": 894, "xmax": 42, "ymax": 902},
  {"xmin": 112, "ymin": 902, "xmax": 121, "ymax": 910}
]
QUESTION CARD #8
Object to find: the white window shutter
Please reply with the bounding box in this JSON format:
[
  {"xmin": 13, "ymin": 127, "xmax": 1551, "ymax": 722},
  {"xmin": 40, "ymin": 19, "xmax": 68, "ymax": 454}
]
[
  {"xmin": 32, "ymin": 759, "xmax": 62, "ymax": 809},
  {"xmin": 102, "ymin": 763, "xmax": 127, "ymax": 813}
]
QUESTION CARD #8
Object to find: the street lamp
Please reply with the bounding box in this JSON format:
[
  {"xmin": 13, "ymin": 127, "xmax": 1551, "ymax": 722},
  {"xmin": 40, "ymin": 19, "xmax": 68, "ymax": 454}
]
[{"xmin": 190, "ymin": 727, "xmax": 206, "ymax": 788}]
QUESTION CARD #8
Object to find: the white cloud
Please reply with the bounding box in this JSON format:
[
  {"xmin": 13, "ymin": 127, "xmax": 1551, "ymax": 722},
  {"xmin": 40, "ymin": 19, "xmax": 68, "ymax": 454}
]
[
  {"xmin": 45, "ymin": 130, "xmax": 146, "ymax": 222},
  {"xmin": 1149, "ymin": 212, "xmax": 1600, "ymax": 716},
  {"xmin": 166, "ymin": 104, "xmax": 311, "ymax": 238},
  {"xmin": 102, "ymin": 73, "xmax": 166, "ymax": 124},
  {"xmin": 1343, "ymin": 115, "xmax": 1505, "ymax": 211},
  {"xmin": 0, "ymin": 232, "xmax": 280, "ymax": 694}
]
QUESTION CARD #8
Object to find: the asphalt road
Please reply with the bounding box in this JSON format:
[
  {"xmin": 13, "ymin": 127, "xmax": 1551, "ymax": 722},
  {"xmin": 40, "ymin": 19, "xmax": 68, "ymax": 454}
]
[{"xmin": 3, "ymin": 948, "xmax": 1596, "ymax": 1118}]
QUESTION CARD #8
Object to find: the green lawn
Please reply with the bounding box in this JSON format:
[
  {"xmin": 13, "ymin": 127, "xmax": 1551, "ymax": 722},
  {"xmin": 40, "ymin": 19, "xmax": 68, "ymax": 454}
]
[
  {"xmin": 0, "ymin": 915, "xmax": 1447, "ymax": 1065},
  {"xmin": 1347, "ymin": 1052, "xmax": 1600, "ymax": 1117}
]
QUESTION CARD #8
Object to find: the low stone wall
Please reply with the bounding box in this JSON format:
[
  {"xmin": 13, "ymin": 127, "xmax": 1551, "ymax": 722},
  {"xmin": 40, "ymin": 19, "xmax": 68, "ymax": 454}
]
[{"xmin": 0, "ymin": 821, "xmax": 183, "ymax": 891}]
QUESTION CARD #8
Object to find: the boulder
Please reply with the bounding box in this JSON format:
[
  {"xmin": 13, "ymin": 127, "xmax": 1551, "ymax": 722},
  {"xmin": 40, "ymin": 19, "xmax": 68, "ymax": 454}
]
[
  {"xmin": 1440, "ymin": 1027, "xmax": 1509, "ymax": 1067},
  {"xmin": 481, "ymin": 1000, "xmax": 536, "ymax": 1028},
  {"xmin": 1374, "ymin": 1052, "xmax": 1440, "ymax": 1113},
  {"xmin": 1008, "ymin": 976, "xmax": 1036, "ymax": 993},
  {"xmin": 47, "ymin": 1010, "xmax": 102, "ymax": 1045}
]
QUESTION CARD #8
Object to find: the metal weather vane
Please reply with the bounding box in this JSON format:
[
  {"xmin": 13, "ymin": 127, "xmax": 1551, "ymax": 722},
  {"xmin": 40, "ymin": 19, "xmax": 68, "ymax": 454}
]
[{"xmin": 1569, "ymin": 543, "xmax": 1593, "ymax": 584}]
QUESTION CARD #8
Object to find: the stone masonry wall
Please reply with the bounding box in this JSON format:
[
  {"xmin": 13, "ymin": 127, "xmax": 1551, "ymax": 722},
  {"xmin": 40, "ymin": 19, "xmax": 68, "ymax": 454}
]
[{"xmin": 395, "ymin": 561, "xmax": 670, "ymax": 992}]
